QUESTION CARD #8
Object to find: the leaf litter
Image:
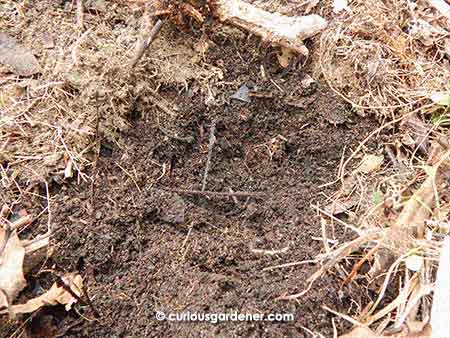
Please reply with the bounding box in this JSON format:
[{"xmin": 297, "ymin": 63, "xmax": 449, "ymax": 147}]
[{"xmin": 0, "ymin": 208, "xmax": 82, "ymax": 319}]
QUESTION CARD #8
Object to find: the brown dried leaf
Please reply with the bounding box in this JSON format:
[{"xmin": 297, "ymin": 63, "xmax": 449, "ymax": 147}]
[
  {"xmin": 276, "ymin": 47, "xmax": 294, "ymax": 68},
  {"xmin": 4, "ymin": 273, "xmax": 83, "ymax": 316},
  {"xmin": 0, "ymin": 33, "xmax": 41, "ymax": 76},
  {"xmin": 0, "ymin": 228, "xmax": 26, "ymax": 310}
]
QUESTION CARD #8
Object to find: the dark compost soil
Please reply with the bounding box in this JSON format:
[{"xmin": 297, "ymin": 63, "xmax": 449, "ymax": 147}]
[{"xmin": 51, "ymin": 82, "xmax": 377, "ymax": 337}]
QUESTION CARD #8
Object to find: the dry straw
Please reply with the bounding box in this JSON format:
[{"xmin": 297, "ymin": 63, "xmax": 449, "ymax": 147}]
[{"xmin": 319, "ymin": 0, "xmax": 450, "ymax": 119}]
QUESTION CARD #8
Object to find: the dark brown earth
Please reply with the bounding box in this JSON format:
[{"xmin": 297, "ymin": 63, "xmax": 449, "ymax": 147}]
[
  {"xmin": 49, "ymin": 82, "xmax": 378, "ymax": 338},
  {"xmin": 1, "ymin": 6, "xmax": 381, "ymax": 338},
  {"xmin": 53, "ymin": 102, "xmax": 374, "ymax": 338}
]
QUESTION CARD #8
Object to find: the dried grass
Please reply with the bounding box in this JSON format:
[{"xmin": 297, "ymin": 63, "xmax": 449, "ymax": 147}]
[
  {"xmin": 0, "ymin": 1, "xmax": 223, "ymax": 193},
  {"xmin": 319, "ymin": 0, "xmax": 450, "ymax": 118}
]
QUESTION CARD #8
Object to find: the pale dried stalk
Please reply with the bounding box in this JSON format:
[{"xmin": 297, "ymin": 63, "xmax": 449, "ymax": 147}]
[
  {"xmin": 389, "ymin": 148, "xmax": 450, "ymax": 252},
  {"xmin": 427, "ymin": 0, "xmax": 450, "ymax": 24},
  {"xmin": 210, "ymin": 0, "xmax": 327, "ymax": 55}
]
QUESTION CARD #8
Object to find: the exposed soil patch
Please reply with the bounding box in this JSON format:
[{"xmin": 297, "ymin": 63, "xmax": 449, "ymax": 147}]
[{"xmin": 49, "ymin": 81, "xmax": 378, "ymax": 337}]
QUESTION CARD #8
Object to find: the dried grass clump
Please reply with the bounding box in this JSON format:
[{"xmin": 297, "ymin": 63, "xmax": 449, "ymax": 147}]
[
  {"xmin": 319, "ymin": 0, "xmax": 450, "ymax": 118},
  {"xmin": 284, "ymin": 137, "xmax": 450, "ymax": 336},
  {"xmin": 0, "ymin": 2, "xmax": 223, "ymax": 190}
]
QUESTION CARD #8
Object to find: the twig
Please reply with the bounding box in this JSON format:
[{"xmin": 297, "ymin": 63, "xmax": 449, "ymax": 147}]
[
  {"xmin": 158, "ymin": 124, "xmax": 194, "ymax": 143},
  {"xmin": 44, "ymin": 180, "xmax": 52, "ymax": 233},
  {"xmin": 202, "ymin": 118, "xmax": 217, "ymax": 191},
  {"xmin": 81, "ymin": 277, "xmax": 100, "ymax": 319},
  {"xmin": 116, "ymin": 162, "xmax": 142, "ymax": 193},
  {"xmin": 0, "ymin": 223, "xmax": 11, "ymax": 257},
  {"xmin": 263, "ymin": 259, "xmax": 317, "ymax": 271},
  {"xmin": 76, "ymin": 0, "xmax": 84, "ymax": 29},
  {"xmin": 341, "ymin": 241, "xmax": 381, "ymax": 287},
  {"xmin": 90, "ymin": 90, "xmax": 101, "ymax": 210},
  {"xmin": 250, "ymin": 246, "xmax": 289, "ymax": 255},
  {"xmin": 162, "ymin": 188, "xmax": 266, "ymax": 199},
  {"xmin": 11, "ymin": 215, "xmax": 32, "ymax": 231},
  {"xmin": 148, "ymin": 93, "xmax": 178, "ymax": 117},
  {"xmin": 129, "ymin": 19, "xmax": 163, "ymax": 68}
]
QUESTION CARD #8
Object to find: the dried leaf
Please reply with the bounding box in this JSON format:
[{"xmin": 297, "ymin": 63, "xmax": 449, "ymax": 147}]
[
  {"xmin": 0, "ymin": 228, "xmax": 26, "ymax": 310},
  {"xmin": 356, "ymin": 154, "xmax": 384, "ymax": 174},
  {"xmin": 276, "ymin": 47, "xmax": 294, "ymax": 68},
  {"xmin": 324, "ymin": 198, "xmax": 357, "ymax": 215},
  {"xmin": 0, "ymin": 33, "xmax": 41, "ymax": 76},
  {"xmin": 400, "ymin": 114, "xmax": 430, "ymax": 154},
  {"xmin": 3, "ymin": 273, "xmax": 83, "ymax": 316}
]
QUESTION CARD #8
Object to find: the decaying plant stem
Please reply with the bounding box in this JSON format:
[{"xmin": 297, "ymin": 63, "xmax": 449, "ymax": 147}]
[
  {"xmin": 130, "ymin": 19, "xmax": 163, "ymax": 68},
  {"xmin": 201, "ymin": 118, "xmax": 217, "ymax": 191},
  {"xmin": 210, "ymin": 0, "xmax": 327, "ymax": 55}
]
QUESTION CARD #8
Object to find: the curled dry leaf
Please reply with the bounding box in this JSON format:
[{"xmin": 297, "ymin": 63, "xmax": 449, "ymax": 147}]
[
  {"xmin": 400, "ymin": 113, "xmax": 430, "ymax": 154},
  {"xmin": 0, "ymin": 228, "xmax": 26, "ymax": 311},
  {"xmin": 276, "ymin": 47, "xmax": 295, "ymax": 68},
  {"xmin": 393, "ymin": 149, "xmax": 449, "ymax": 236},
  {"xmin": 1, "ymin": 273, "xmax": 83, "ymax": 316},
  {"xmin": 356, "ymin": 154, "xmax": 384, "ymax": 174},
  {"xmin": 0, "ymin": 33, "xmax": 41, "ymax": 76}
]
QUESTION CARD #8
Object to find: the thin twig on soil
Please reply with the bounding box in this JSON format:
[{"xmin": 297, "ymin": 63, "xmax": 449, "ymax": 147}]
[
  {"xmin": 263, "ymin": 259, "xmax": 317, "ymax": 271},
  {"xmin": 277, "ymin": 230, "xmax": 382, "ymax": 300},
  {"xmin": 129, "ymin": 19, "xmax": 163, "ymax": 68},
  {"xmin": 116, "ymin": 162, "xmax": 142, "ymax": 193},
  {"xmin": 202, "ymin": 118, "xmax": 217, "ymax": 191},
  {"xmin": 162, "ymin": 188, "xmax": 266, "ymax": 199},
  {"xmin": 147, "ymin": 93, "xmax": 178, "ymax": 117},
  {"xmin": 81, "ymin": 277, "xmax": 100, "ymax": 319},
  {"xmin": 341, "ymin": 241, "xmax": 381, "ymax": 287},
  {"xmin": 339, "ymin": 112, "xmax": 412, "ymax": 185}
]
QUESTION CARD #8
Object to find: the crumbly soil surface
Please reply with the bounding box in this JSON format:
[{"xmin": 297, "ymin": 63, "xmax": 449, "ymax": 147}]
[
  {"xmin": 1, "ymin": 2, "xmax": 382, "ymax": 337},
  {"xmin": 49, "ymin": 91, "xmax": 378, "ymax": 338}
]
